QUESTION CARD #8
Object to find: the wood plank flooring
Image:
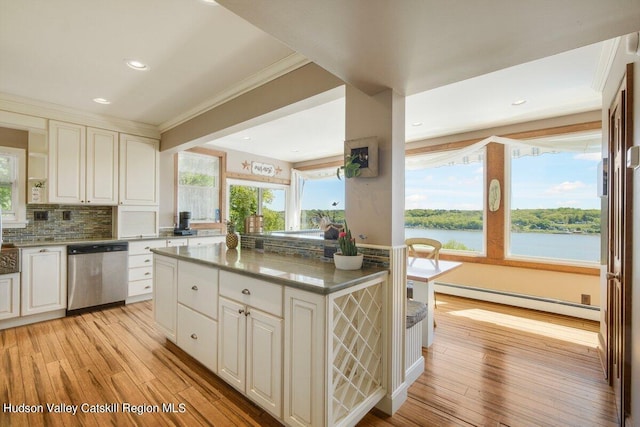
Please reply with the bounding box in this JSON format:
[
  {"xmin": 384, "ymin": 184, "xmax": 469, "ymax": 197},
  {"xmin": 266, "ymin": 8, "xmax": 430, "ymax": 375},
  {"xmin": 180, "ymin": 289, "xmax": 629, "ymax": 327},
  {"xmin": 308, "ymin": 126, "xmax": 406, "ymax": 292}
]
[{"xmin": 0, "ymin": 295, "xmax": 617, "ymax": 427}]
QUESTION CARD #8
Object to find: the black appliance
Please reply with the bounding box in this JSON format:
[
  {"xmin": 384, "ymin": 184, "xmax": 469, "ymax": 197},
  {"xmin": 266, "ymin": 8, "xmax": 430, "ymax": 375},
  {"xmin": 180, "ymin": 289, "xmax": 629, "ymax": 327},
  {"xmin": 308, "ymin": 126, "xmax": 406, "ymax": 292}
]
[{"xmin": 174, "ymin": 211, "xmax": 197, "ymax": 236}]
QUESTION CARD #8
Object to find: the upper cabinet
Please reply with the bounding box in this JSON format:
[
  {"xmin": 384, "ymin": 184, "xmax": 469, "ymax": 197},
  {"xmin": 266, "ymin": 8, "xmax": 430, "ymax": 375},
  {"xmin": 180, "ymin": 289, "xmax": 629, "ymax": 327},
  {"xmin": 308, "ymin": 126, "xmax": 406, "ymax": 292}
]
[
  {"xmin": 48, "ymin": 121, "xmax": 119, "ymax": 205},
  {"xmin": 119, "ymin": 134, "xmax": 159, "ymax": 206},
  {"xmin": 47, "ymin": 121, "xmax": 159, "ymax": 206}
]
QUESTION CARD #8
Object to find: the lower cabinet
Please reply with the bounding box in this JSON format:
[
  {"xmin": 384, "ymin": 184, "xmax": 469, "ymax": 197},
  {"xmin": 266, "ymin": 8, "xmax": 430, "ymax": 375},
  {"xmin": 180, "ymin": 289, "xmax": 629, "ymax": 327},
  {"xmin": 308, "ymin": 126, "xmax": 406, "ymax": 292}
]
[
  {"xmin": 153, "ymin": 255, "xmax": 178, "ymax": 341},
  {"xmin": 21, "ymin": 246, "xmax": 67, "ymax": 316},
  {"xmin": 219, "ymin": 296, "xmax": 283, "ymax": 419},
  {"xmin": 176, "ymin": 260, "xmax": 219, "ymax": 372},
  {"xmin": 0, "ymin": 273, "xmax": 20, "ymax": 320}
]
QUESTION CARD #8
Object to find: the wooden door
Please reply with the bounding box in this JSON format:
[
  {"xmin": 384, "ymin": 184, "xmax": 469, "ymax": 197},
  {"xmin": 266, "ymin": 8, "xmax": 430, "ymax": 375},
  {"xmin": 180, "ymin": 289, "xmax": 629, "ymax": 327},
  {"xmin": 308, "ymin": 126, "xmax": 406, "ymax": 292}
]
[{"xmin": 607, "ymin": 63, "xmax": 634, "ymax": 424}]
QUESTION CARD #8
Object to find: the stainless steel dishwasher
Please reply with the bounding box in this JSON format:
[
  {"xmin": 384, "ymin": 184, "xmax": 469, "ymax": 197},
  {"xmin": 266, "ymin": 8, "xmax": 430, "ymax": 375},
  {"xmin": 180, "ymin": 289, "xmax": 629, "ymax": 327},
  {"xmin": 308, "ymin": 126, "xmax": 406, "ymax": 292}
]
[{"xmin": 67, "ymin": 242, "xmax": 129, "ymax": 315}]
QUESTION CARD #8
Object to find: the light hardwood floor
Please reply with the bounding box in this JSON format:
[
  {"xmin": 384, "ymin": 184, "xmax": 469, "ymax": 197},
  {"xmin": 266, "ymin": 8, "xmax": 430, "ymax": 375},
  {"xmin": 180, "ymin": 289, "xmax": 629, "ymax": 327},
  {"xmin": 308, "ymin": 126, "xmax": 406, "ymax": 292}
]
[{"xmin": 0, "ymin": 295, "xmax": 617, "ymax": 427}]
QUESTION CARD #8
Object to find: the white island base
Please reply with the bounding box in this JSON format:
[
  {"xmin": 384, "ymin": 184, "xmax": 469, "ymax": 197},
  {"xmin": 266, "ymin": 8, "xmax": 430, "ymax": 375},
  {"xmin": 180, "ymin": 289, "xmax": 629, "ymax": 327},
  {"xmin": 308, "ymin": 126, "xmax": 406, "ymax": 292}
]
[{"xmin": 153, "ymin": 247, "xmax": 389, "ymax": 427}]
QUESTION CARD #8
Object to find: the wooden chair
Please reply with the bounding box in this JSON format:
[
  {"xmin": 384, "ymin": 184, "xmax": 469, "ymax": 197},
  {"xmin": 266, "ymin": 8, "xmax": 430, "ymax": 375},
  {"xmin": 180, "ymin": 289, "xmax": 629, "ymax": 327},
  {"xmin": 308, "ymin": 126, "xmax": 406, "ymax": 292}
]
[
  {"xmin": 405, "ymin": 237, "xmax": 442, "ymax": 269},
  {"xmin": 406, "ymin": 237, "xmax": 443, "ymax": 314}
]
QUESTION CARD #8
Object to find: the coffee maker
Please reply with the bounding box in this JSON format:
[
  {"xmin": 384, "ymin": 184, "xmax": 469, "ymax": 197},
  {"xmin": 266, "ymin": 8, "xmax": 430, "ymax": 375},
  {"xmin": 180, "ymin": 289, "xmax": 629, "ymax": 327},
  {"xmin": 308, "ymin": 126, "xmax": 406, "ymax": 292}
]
[{"xmin": 174, "ymin": 211, "xmax": 197, "ymax": 236}]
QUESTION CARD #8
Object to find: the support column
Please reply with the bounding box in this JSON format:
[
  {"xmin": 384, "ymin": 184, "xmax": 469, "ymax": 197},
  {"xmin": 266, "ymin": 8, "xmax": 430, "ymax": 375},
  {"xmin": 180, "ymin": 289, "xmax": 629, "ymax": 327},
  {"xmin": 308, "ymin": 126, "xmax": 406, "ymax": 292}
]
[{"xmin": 344, "ymin": 85, "xmax": 407, "ymax": 413}]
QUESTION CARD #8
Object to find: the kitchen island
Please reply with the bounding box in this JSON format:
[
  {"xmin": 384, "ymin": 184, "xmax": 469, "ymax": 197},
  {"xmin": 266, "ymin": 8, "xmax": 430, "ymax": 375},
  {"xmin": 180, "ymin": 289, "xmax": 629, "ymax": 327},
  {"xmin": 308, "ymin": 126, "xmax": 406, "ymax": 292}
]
[{"xmin": 152, "ymin": 244, "xmax": 389, "ymax": 427}]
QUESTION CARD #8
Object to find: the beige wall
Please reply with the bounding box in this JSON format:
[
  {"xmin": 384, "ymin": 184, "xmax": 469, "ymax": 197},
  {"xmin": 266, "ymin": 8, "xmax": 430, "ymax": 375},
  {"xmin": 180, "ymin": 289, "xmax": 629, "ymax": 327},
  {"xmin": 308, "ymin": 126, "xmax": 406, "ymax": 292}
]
[
  {"xmin": 0, "ymin": 126, "xmax": 28, "ymax": 149},
  {"xmin": 437, "ymin": 263, "xmax": 599, "ymax": 306}
]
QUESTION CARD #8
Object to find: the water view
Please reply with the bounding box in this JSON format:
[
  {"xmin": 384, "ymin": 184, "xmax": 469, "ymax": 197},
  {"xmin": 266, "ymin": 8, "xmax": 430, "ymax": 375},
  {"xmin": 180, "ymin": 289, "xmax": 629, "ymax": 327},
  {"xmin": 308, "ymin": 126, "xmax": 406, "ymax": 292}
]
[{"xmin": 405, "ymin": 228, "xmax": 601, "ymax": 263}]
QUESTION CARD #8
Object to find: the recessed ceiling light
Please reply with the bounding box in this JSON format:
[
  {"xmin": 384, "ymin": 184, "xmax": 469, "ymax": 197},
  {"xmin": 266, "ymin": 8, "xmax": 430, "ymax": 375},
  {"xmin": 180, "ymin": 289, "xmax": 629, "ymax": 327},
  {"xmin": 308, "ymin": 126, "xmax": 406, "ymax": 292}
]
[
  {"xmin": 125, "ymin": 59, "xmax": 150, "ymax": 71},
  {"xmin": 93, "ymin": 98, "xmax": 111, "ymax": 105},
  {"xmin": 200, "ymin": 0, "xmax": 218, "ymax": 4},
  {"xmin": 411, "ymin": 122, "xmax": 423, "ymax": 127},
  {"xmin": 511, "ymin": 99, "xmax": 527, "ymax": 106},
  {"xmin": 242, "ymin": 136, "xmax": 251, "ymax": 141}
]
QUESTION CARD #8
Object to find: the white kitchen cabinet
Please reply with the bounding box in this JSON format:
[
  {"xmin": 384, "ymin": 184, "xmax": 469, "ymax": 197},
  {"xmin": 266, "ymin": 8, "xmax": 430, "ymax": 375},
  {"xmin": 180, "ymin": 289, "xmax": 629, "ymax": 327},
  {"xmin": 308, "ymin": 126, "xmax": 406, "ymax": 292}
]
[
  {"xmin": 0, "ymin": 273, "xmax": 20, "ymax": 320},
  {"xmin": 283, "ymin": 287, "xmax": 326, "ymax": 427},
  {"xmin": 153, "ymin": 255, "xmax": 178, "ymax": 342},
  {"xmin": 127, "ymin": 239, "xmax": 166, "ymax": 301},
  {"xmin": 218, "ymin": 271, "xmax": 283, "ymax": 419},
  {"xmin": 48, "ymin": 121, "xmax": 85, "ymax": 204},
  {"xmin": 48, "ymin": 121, "xmax": 118, "ymax": 205},
  {"xmin": 187, "ymin": 236, "xmax": 225, "ymax": 246},
  {"xmin": 85, "ymin": 127, "xmax": 119, "ymax": 205},
  {"xmin": 119, "ymin": 134, "xmax": 159, "ymax": 205},
  {"xmin": 115, "ymin": 205, "xmax": 160, "ymax": 239},
  {"xmin": 20, "ymin": 246, "xmax": 66, "ymax": 316},
  {"xmin": 177, "ymin": 261, "xmax": 219, "ymax": 372},
  {"xmin": 166, "ymin": 238, "xmax": 188, "ymax": 247}
]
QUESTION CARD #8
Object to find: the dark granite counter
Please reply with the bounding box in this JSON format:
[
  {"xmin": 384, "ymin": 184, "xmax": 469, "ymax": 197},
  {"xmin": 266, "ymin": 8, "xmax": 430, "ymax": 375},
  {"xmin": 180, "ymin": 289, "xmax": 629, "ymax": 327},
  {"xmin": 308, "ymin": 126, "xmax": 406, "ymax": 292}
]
[{"xmin": 152, "ymin": 243, "xmax": 388, "ymax": 295}]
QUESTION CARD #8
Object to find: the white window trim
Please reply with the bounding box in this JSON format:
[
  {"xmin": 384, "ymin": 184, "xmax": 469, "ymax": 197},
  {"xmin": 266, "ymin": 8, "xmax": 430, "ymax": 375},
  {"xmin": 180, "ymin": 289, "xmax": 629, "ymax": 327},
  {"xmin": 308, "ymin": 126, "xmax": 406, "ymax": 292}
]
[{"xmin": 0, "ymin": 146, "xmax": 27, "ymax": 228}]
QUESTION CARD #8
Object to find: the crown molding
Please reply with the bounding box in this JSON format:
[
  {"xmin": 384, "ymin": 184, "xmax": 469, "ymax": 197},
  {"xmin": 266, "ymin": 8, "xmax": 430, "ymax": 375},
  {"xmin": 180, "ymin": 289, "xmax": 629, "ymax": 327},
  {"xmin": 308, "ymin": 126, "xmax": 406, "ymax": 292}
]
[
  {"xmin": 592, "ymin": 37, "xmax": 620, "ymax": 92},
  {"xmin": 0, "ymin": 93, "xmax": 161, "ymax": 139},
  {"xmin": 158, "ymin": 52, "xmax": 311, "ymax": 133}
]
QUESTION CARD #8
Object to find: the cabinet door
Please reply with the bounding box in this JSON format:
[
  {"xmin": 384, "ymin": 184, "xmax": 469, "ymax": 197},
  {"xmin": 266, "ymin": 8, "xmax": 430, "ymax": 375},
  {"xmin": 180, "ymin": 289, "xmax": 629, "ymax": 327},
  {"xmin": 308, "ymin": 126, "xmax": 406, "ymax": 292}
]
[
  {"xmin": 119, "ymin": 134, "xmax": 159, "ymax": 205},
  {"xmin": 21, "ymin": 247, "xmax": 67, "ymax": 316},
  {"xmin": 177, "ymin": 304, "xmax": 218, "ymax": 373},
  {"xmin": 86, "ymin": 127, "xmax": 118, "ymax": 205},
  {"xmin": 49, "ymin": 121, "xmax": 85, "ymax": 204},
  {"xmin": 246, "ymin": 307, "xmax": 283, "ymax": 419},
  {"xmin": 218, "ymin": 296, "xmax": 246, "ymax": 392},
  {"xmin": 0, "ymin": 273, "xmax": 20, "ymax": 320},
  {"xmin": 153, "ymin": 255, "xmax": 178, "ymax": 342},
  {"xmin": 284, "ymin": 288, "xmax": 326, "ymax": 427}
]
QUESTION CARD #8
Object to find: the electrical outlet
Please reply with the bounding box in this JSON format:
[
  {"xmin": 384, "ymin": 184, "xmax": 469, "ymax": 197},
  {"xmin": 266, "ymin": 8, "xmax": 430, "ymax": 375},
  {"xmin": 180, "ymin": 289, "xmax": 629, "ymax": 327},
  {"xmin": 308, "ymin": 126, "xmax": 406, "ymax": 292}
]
[
  {"xmin": 63, "ymin": 211, "xmax": 71, "ymax": 220},
  {"xmin": 34, "ymin": 211, "xmax": 48, "ymax": 221},
  {"xmin": 581, "ymin": 294, "xmax": 591, "ymax": 305}
]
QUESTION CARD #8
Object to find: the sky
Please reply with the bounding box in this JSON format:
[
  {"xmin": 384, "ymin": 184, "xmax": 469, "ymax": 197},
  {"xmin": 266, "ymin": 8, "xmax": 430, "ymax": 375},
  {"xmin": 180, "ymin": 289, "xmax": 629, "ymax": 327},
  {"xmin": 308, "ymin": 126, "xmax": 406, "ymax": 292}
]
[{"xmin": 298, "ymin": 150, "xmax": 602, "ymax": 211}]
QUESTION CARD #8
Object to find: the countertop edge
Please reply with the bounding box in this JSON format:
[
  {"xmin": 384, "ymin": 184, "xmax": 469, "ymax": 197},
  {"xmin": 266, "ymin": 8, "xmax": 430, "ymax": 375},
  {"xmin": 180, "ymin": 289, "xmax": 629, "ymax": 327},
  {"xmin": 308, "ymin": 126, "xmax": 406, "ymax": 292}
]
[{"xmin": 152, "ymin": 247, "xmax": 389, "ymax": 295}]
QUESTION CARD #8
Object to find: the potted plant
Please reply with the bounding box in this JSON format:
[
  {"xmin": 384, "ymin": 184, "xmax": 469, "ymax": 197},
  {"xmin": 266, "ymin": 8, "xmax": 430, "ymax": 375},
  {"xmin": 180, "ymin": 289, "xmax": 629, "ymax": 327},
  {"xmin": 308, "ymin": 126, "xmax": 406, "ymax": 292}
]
[
  {"xmin": 334, "ymin": 221, "xmax": 363, "ymax": 270},
  {"xmin": 336, "ymin": 154, "xmax": 362, "ymax": 180}
]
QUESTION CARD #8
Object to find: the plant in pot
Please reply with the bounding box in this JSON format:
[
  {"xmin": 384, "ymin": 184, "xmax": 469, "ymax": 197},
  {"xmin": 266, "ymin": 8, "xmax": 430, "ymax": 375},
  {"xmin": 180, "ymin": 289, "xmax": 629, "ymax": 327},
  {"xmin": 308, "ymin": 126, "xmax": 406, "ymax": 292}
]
[
  {"xmin": 336, "ymin": 154, "xmax": 362, "ymax": 180},
  {"xmin": 334, "ymin": 221, "xmax": 363, "ymax": 270}
]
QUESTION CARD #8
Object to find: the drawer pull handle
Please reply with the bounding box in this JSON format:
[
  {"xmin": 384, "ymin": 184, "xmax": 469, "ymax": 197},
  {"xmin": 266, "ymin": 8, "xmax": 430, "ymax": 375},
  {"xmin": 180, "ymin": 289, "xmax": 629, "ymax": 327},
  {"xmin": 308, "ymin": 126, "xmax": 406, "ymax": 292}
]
[
  {"xmin": 238, "ymin": 308, "xmax": 244, "ymax": 314},
  {"xmin": 144, "ymin": 259, "xmax": 151, "ymax": 263},
  {"xmin": 145, "ymin": 247, "xmax": 150, "ymax": 250},
  {"xmin": 241, "ymin": 289, "xmax": 251, "ymax": 295},
  {"xmin": 245, "ymin": 310, "xmax": 250, "ymax": 317},
  {"xmin": 144, "ymin": 285, "xmax": 151, "ymax": 289},
  {"xmin": 144, "ymin": 272, "xmax": 151, "ymax": 276},
  {"xmin": 39, "ymin": 249, "xmax": 48, "ymax": 253},
  {"xmin": 190, "ymin": 333, "xmax": 198, "ymax": 340},
  {"xmin": 191, "ymin": 285, "xmax": 198, "ymax": 291}
]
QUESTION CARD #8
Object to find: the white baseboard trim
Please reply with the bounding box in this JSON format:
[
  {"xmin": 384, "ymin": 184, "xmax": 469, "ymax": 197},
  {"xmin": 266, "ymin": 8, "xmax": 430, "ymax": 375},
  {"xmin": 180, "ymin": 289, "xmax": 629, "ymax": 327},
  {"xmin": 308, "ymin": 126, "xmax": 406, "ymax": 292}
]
[
  {"xmin": 0, "ymin": 309, "xmax": 66, "ymax": 330},
  {"xmin": 126, "ymin": 293, "xmax": 152, "ymax": 304},
  {"xmin": 375, "ymin": 382, "xmax": 408, "ymax": 415},
  {"xmin": 434, "ymin": 282, "xmax": 600, "ymax": 321},
  {"xmin": 405, "ymin": 356, "xmax": 424, "ymax": 386}
]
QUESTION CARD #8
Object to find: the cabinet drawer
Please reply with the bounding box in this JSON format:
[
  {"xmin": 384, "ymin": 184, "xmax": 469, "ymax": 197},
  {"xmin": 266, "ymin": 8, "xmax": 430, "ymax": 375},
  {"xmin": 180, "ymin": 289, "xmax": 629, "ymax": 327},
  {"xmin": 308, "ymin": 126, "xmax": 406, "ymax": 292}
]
[
  {"xmin": 128, "ymin": 239, "xmax": 166, "ymax": 255},
  {"xmin": 188, "ymin": 236, "xmax": 224, "ymax": 246},
  {"xmin": 129, "ymin": 266, "xmax": 153, "ymax": 282},
  {"xmin": 178, "ymin": 262, "xmax": 218, "ymax": 319},
  {"xmin": 219, "ymin": 271, "xmax": 283, "ymax": 317},
  {"xmin": 166, "ymin": 238, "xmax": 188, "ymax": 247},
  {"xmin": 129, "ymin": 253, "xmax": 154, "ymax": 268},
  {"xmin": 129, "ymin": 279, "xmax": 153, "ymax": 297},
  {"xmin": 177, "ymin": 304, "xmax": 217, "ymax": 373}
]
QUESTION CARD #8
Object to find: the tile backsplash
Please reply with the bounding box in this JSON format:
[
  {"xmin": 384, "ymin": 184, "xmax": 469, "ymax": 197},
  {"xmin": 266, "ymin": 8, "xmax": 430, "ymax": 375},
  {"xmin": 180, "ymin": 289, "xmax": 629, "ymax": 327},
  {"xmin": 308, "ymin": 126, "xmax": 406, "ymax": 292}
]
[{"xmin": 3, "ymin": 204, "xmax": 113, "ymax": 243}]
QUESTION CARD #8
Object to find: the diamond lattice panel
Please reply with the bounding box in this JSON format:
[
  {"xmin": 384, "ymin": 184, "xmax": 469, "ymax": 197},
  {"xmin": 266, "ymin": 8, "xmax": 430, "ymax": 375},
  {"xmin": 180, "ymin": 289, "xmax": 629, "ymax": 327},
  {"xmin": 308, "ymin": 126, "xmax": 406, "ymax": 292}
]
[{"xmin": 330, "ymin": 283, "xmax": 383, "ymax": 424}]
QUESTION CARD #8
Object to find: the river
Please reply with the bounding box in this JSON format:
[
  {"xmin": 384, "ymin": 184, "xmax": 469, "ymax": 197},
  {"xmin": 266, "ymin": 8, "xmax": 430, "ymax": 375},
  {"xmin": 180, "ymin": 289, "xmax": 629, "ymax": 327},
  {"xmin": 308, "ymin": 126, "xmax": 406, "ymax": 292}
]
[{"xmin": 405, "ymin": 228, "xmax": 601, "ymax": 263}]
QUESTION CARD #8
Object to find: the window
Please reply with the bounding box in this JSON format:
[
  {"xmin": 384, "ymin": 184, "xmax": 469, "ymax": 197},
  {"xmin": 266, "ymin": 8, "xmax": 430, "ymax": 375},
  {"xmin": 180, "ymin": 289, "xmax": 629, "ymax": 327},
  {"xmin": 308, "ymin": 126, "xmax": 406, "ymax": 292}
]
[
  {"xmin": 0, "ymin": 147, "xmax": 26, "ymax": 227},
  {"xmin": 507, "ymin": 134, "xmax": 601, "ymax": 263},
  {"xmin": 227, "ymin": 180, "xmax": 286, "ymax": 233},
  {"xmin": 405, "ymin": 147, "xmax": 486, "ymax": 254},
  {"xmin": 176, "ymin": 148, "xmax": 223, "ymax": 226},
  {"xmin": 298, "ymin": 168, "xmax": 345, "ymax": 230}
]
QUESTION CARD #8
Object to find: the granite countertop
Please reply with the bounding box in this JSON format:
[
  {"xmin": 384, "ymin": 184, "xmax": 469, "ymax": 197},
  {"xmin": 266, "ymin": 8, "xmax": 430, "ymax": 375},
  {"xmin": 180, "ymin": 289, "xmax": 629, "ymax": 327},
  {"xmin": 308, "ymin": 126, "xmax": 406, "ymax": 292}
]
[
  {"xmin": 8, "ymin": 231, "xmax": 224, "ymax": 248},
  {"xmin": 152, "ymin": 244, "xmax": 388, "ymax": 295}
]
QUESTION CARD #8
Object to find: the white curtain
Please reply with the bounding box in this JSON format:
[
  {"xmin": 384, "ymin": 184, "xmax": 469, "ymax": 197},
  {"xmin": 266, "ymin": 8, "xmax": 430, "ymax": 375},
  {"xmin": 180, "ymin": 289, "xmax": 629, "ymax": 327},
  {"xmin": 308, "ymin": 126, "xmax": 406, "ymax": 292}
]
[
  {"xmin": 286, "ymin": 169, "xmax": 304, "ymax": 230},
  {"xmin": 406, "ymin": 131, "xmax": 601, "ymax": 169}
]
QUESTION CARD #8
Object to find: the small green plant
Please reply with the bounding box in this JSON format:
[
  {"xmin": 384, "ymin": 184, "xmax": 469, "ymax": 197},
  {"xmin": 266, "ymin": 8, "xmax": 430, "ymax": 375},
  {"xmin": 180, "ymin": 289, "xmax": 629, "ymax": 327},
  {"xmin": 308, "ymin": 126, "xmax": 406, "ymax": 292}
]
[
  {"xmin": 337, "ymin": 154, "xmax": 362, "ymax": 180},
  {"xmin": 337, "ymin": 221, "xmax": 358, "ymax": 256},
  {"xmin": 34, "ymin": 181, "xmax": 45, "ymax": 188}
]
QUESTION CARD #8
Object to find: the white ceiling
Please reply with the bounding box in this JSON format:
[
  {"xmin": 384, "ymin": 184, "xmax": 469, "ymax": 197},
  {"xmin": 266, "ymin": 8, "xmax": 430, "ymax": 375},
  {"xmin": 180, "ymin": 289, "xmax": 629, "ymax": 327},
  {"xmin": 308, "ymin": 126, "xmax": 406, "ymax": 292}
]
[{"xmin": 2, "ymin": 1, "xmax": 640, "ymax": 163}]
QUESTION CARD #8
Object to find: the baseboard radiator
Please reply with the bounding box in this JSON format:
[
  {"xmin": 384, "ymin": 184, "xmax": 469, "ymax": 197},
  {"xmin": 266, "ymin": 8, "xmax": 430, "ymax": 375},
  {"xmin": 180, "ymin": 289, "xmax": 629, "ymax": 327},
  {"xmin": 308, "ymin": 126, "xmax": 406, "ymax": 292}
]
[{"xmin": 433, "ymin": 282, "xmax": 600, "ymax": 321}]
